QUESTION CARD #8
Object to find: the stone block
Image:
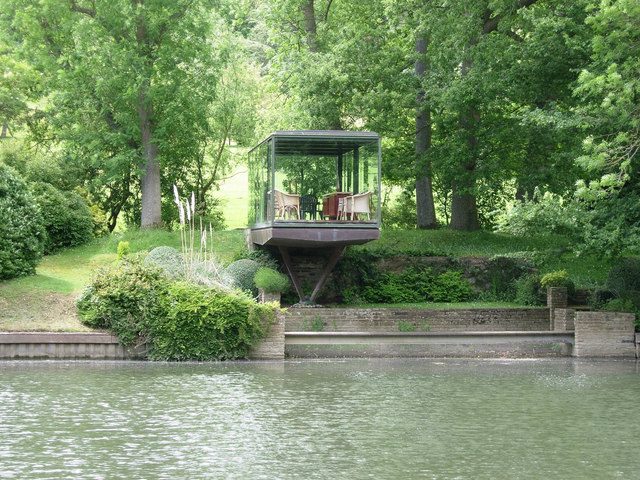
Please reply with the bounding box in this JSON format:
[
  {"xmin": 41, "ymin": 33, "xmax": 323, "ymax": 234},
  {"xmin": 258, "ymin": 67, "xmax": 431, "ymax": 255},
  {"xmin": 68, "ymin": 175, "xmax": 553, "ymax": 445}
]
[{"xmin": 573, "ymin": 311, "xmax": 636, "ymax": 358}]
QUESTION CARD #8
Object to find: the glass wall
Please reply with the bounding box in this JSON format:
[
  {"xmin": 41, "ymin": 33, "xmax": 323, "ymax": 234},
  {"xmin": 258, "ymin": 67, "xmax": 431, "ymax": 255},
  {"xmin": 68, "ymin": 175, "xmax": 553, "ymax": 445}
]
[
  {"xmin": 248, "ymin": 133, "xmax": 380, "ymax": 226},
  {"xmin": 248, "ymin": 139, "xmax": 271, "ymax": 226}
]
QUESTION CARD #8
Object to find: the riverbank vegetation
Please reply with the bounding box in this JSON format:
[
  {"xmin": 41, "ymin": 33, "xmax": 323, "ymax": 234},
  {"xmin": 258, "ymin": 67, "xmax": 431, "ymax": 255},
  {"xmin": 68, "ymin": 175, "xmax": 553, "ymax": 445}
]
[{"xmin": 1, "ymin": 1, "xmax": 640, "ymax": 332}]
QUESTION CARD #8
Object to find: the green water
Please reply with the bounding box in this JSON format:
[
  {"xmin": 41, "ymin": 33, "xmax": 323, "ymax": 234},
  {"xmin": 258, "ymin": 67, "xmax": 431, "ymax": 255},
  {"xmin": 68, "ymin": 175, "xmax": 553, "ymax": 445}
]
[{"xmin": 0, "ymin": 359, "xmax": 638, "ymax": 479}]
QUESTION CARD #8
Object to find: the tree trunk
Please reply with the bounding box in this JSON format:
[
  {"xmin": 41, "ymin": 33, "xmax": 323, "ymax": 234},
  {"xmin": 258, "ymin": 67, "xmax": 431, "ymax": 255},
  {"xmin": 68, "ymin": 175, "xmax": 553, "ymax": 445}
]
[
  {"xmin": 450, "ymin": 53, "xmax": 480, "ymax": 231},
  {"xmin": 0, "ymin": 122, "xmax": 7, "ymax": 138},
  {"xmin": 415, "ymin": 36, "xmax": 437, "ymax": 229},
  {"xmin": 301, "ymin": 0, "xmax": 318, "ymax": 52},
  {"xmin": 135, "ymin": 1, "xmax": 161, "ymax": 228},
  {"xmin": 138, "ymin": 84, "xmax": 162, "ymax": 228}
]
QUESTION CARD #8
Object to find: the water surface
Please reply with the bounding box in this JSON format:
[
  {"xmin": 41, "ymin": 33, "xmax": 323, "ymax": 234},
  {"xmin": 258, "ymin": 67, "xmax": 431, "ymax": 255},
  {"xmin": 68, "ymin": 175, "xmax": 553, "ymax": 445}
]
[{"xmin": 1, "ymin": 359, "xmax": 638, "ymax": 479}]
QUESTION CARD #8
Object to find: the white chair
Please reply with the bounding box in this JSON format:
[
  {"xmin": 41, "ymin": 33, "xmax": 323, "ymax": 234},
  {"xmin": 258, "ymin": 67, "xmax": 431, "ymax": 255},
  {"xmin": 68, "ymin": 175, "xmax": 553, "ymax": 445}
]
[
  {"xmin": 344, "ymin": 191, "xmax": 372, "ymax": 221},
  {"xmin": 273, "ymin": 189, "xmax": 300, "ymax": 219}
]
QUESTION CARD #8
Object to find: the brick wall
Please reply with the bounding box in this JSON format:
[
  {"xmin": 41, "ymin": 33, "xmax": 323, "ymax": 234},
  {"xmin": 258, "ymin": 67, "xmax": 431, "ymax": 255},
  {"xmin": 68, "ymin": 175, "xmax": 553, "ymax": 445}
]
[
  {"xmin": 248, "ymin": 313, "xmax": 285, "ymax": 360},
  {"xmin": 553, "ymin": 308, "xmax": 575, "ymax": 331},
  {"xmin": 573, "ymin": 311, "xmax": 636, "ymax": 358},
  {"xmin": 285, "ymin": 307, "xmax": 551, "ymax": 333}
]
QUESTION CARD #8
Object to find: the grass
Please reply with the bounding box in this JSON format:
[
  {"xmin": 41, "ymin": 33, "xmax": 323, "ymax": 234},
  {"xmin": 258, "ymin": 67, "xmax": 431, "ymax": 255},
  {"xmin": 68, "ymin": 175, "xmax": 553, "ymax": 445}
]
[
  {"xmin": 0, "ymin": 229, "xmax": 246, "ymax": 332},
  {"xmin": 356, "ymin": 228, "xmax": 610, "ymax": 288}
]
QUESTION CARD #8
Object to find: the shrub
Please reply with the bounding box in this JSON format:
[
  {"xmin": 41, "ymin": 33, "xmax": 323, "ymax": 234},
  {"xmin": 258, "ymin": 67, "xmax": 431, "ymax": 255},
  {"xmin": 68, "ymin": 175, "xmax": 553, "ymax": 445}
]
[
  {"xmin": 226, "ymin": 259, "xmax": 261, "ymax": 295},
  {"xmin": 148, "ymin": 282, "xmax": 274, "ymax": 360},
  {"xmin": 254, "ymin": 267, "xmax": 290, "ymax": 293},
  {"xmin": 480, "ymin": 256, "xmax": 534, "ymax": 300},
  {"xmin": 514, "ymin": 274, "xmax": 545, "ymax": 306},
  {"xmin": 606, "ymin": 258, "xmax": 640, "ymax": 298},
  {"xmin": 430, "ymin": 271, "xmax": 474, "ymax": 302},
  {"xmin": 76, "ymin": 259, "xmax": 168, "ymax": 346},
  {"xmin": 0, "ymin": 163, "xmax": 46, "ymax": 279},
  {"xmin": 30, "ymin": 182, "xmax": 94, "ymax": 253},
  {"xmin": 117, "ymin": 241, "xmax": 130, "ymax": 259},
  {"xmin": 496, "ymin": 189, "xmax": 582, "ymax": 237},
  {"xmin": 144, "ymin": 246, "xmax": 185, "ymax": 279},
  {"xmin": 540, "ymin": 270, "xmax": 575, "ymax": 297},
  {"xmin": 361, "ymin": 267, "xmax": 474, "ymax": 304}
]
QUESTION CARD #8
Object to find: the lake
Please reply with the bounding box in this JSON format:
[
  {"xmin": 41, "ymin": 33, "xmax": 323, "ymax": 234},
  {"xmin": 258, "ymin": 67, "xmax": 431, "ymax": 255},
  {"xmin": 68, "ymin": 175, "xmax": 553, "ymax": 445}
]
[{"xmin": 0, "ymin": 359, "xmax": 638, "ymax": 479}]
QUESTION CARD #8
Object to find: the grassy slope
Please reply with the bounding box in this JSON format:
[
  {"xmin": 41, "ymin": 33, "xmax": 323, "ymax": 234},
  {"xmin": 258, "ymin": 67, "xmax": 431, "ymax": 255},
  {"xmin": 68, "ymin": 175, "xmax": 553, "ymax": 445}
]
[
  {"xmin": 0, "ymin": 229, "xmax": 246, "ymax": 332},
  {"xmin": 355, "ymin": 229, "xmax": 610, "ymax": 287},
  {"xmin": 0, "ymin": 226, "xmax": 610, "ymax": 331}
]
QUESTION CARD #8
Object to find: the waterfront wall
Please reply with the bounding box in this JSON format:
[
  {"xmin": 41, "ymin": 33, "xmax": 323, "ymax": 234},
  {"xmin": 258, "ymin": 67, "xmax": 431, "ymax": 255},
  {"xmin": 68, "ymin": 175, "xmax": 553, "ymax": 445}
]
[
  {"xmin": 573, "ymin": 311, "xmax": 636, "ymax": 358},
  {"xmin": 248, "ymin": 314, "xmax": 285, "ymax": 360},
  {"xmin": 285, "ymin": 307, "xmax": 551, "ymax": 333},
  {"xmin": 0, "ymin": 333, "xmax": 144, "ymax": 360}
]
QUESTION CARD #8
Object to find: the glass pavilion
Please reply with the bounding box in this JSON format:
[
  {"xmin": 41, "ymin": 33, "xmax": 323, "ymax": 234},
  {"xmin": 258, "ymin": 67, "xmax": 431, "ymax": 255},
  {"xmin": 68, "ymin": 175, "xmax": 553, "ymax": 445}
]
[{"xmin": 247, "ymin": 130, "xmax": 381, "ymax": 248}]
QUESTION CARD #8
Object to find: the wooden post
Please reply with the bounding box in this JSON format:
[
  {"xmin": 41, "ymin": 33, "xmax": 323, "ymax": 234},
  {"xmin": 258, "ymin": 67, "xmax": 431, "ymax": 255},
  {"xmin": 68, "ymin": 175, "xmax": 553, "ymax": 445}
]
[{"xmin": 337, "ymin": 153, "xmax": 343, "ymax": 191}]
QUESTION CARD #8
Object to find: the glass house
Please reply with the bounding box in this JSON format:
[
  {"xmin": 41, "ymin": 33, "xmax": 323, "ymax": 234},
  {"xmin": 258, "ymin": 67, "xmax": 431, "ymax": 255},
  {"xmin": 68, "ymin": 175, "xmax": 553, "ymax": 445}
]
[{"xmin": 248, "ymin": 130, "xmax": 381, "ymax": 248}]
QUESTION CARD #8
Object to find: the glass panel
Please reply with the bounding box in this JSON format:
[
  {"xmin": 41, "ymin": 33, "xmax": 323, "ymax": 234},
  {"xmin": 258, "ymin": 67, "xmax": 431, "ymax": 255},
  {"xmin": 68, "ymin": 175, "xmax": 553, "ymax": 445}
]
[
  {"xmin": 271, "ymin": 137, "xmax": 380, "ymax": 224},
  {"xmin": 248, "ymin": 140, "xmax": 270, "ymax": 226}
]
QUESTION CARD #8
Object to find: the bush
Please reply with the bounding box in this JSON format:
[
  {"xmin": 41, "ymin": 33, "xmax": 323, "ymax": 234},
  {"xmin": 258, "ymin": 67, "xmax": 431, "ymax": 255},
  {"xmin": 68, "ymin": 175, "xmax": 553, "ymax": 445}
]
[
  {"xmin": 254, "ymin": 267, "xmax": 290, "ymax": 293},
  {"xmin": 496, "ymin": 189, "xmax": 582, "ymax": 237},
  {"xmin": 77, "ymin": 257, "xmax": 278, "ymax": 357},
  {"xmin": 117, "ymin": 241, "xmax": 130, "ymax": 259},
  {"xmin": 0, "ymin": 163, "xmax": 46, "ymax": 279},
  {"xmin": 30, "ymin": 182, "xmax": 94, "ymax": 253},
  {"xmin": 606, "ymin": 258, "xmax": 640, "ymax": 298},
  {"xmin": 148, "ymin": 282, "xmax": 273, "ymax": 360},
  {"xmin": 514, "ymin": 274, "xmax": 545, "ymax": 306},
  {"xmin": 476, "ymin": 256, "xmax": 534, "ymax": 300},
  {"xmin": 430, "ymin": 271, "xmax": 475, "ymax": 302},
  {"xmin": 361, "ymin": 267, "xmax": 474, "ymax": 304},
  {"xmin": 76, "ymin": 259, "xmax": 168, "ymax": 346},
  {"xmin": 144, "ymin": 246, "xmax": 185, "ymax": 279},
  {"xmin": 540, "ymin": 270, "xmax": 575, "ymax": 297},
  {"xmin": 226, "ymin": 259, "xmax": 261, "ymax": 295}
]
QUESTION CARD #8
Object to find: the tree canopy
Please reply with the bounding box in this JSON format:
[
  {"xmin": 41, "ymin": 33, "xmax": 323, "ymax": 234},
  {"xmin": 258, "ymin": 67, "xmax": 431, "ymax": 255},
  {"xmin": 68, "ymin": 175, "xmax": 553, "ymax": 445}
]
[{"xmin": 0, "ymin": 0, "xmax": 637, "ymax": 254}]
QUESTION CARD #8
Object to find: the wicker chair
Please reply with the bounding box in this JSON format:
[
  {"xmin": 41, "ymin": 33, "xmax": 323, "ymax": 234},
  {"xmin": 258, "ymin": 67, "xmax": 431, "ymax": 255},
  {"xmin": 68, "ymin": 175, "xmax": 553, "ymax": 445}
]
[
  {"xmin": 273, "ymin": 189, "xmax": 300, "ymax": 219},
  {"xmin": 343, "ymin": 191, "xmax": 372, "ymax": 221}
]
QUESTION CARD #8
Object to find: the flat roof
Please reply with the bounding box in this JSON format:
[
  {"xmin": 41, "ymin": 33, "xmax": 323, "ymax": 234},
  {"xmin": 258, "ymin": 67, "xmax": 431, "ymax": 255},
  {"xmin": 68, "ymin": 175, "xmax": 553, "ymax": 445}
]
[{"xmin": 249, "ymin": 130, "xmax": 379, "ymax": 156}]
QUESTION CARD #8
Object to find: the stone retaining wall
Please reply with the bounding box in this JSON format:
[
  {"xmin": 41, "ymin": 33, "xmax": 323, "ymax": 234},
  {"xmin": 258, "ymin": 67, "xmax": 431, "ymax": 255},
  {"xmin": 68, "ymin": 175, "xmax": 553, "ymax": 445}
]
[
  {"xmin": 248, "ymin": 314, "xmax": 285, "ymax": 360},
  {"xmin": 573, "ymin": 311, "xmax": 636, "ymax": 358},
  {"xmin": 286, "ymin": 307, "xmax": 550, "ymax": 332},
  {"xmin": 0, "ymin": 333, "xmax": 144, "ymax": 360}
]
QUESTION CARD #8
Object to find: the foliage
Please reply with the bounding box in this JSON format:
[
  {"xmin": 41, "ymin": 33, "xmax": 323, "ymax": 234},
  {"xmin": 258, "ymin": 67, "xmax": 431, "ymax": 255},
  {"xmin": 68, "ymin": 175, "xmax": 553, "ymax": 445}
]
[
  {"xmin": 30, "ymin": 182, "xmax": 94, "ymax": 254},
  {"xmin": 361, "ymin": 267, "xmax": 474, "ymax": 304},
  {"xmin": 605, "ymin": 258, "xmax": 640, "ymax": 297},
  {"xmin": 254, "ymin": 267, "xmax": 290, "ymax": 293},
  {"xmin": 540, "ymin": 270, "xmax": 575, "ymax": 297},
  {"xmin": 514, "ymin": 274, "xmax": 545, "ymax": 306},
  {"xmin": 77, "ymin": 256, "xmax": 277, "ymax": 357},
  {"xmin": 496, "ymin": 190, "xmax": 582, "ymax": 238},
  {"xmin": 117, "ymin": 241, "xmax": 130, "ymax": 259},
  {"xmin": 225, "ymin": 259, "xmax": 261, "ymax": 295},
  {"xmin": 148, "ymin": 282, "xmax": 273, "ymax": 361},
  {"xmin": 0, "ymin": 163, "xmax": 46, "ymax": 279},
  {"xmin": 144, "ymin": 246, "xmax": 185, "ymax": 280},
  {"xmin": 76, "ymin": 259, "xmax": 168, "ymax": 346}
]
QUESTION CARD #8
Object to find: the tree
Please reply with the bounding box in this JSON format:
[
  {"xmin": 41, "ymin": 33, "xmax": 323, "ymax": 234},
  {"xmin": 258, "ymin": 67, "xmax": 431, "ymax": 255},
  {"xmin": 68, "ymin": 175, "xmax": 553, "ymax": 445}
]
[{"xmin": 2, "ymin": 0, "xmax": 227, "ymax": 228}]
